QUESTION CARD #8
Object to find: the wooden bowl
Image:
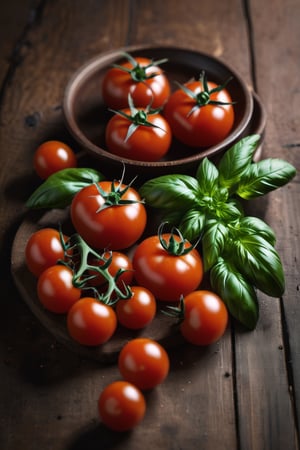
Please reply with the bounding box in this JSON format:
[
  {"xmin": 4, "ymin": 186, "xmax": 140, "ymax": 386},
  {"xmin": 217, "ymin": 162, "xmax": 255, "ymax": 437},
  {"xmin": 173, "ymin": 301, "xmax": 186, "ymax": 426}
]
[{"xmin": 63, "ymin": 45, "xmax": 255, "ymax": 178}]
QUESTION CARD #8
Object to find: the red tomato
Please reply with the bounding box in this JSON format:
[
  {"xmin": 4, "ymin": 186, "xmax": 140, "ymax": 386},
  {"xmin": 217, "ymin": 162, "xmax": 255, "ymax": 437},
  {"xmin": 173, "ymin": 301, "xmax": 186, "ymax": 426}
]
[
  {"xmin": 116, "ymin": 286, "xmax": 156, "ymax": 329},
  {"xmin": 105, "ymin": 108, "xmax": 172, "ymax": 162},
  {"xmin": 33, "ymin": 140, "xmax": 77, "ymax": 179},
  {"xmin": 118, "ymin": 338, "xmax": 169, "ymax": 390},
  {"xmin": 164, "ymin": 77, "xmax": 234, "ymax": 147},
  {"xmin": 25, "ymin": 228, "xmax": 69, "ymax": 277},
  {"xmin": 180, "ymin": 290, "xmax": 228, "ymax": 345},
  {"xmin": 37, "ymin": 265, "xmax": 81, "ymax": 314},
  {"xmin": 132, "ymin": 233, "xmax": 203, "ymax": 302},
  {"xmin": 67, "ymin": 297, "xmax": 117, "ymax": 346},
  {"xmin": 88, "ymin": 251, "xmax": 133, "ymax": 288},
  {"xmin": 102, "ymin": 56, "xmax": 171, "ymax": 109},
  {"xmin": 71, "ymin": 180, "xmax": 147, "ymax": 250},
  {"xmin": 98, "ymin": 381, "xmax": 146, "ymax": 432}
]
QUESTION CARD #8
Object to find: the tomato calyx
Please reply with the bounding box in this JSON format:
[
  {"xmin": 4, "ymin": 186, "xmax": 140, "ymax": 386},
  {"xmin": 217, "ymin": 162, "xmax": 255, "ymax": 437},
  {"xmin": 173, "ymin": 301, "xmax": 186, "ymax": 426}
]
[
  {"xmin": 162, "ymin": 295, "xmax": 185, "ymax": 322},
  {"xmin": 60, "ymin": 231, "xmax": 132, "ymax": 305},
  {"xmin": 158, "ymin": 222, "xmax": 197, "ymax": 256},
  {"xmin": 112, "ymin": 52, "xmax": 168, "ymax": 83},
  {"xmin": 109, "ymin": 94, "xmax": 166, "ymax": 142},
  {"xmin": 176, "ymin": 71, "xmax": 235, "ymax": 117},
  {"xmin": 94, "ymin": 168, "xmax": 144, "ymax": 212}
]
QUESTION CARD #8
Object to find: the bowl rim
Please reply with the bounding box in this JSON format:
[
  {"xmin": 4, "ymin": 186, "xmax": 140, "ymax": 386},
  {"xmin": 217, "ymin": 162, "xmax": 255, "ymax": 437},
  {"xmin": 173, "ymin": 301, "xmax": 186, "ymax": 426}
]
[{"xmin": 63, "ymin": 44, "xmax": 254, "ymax": 168}]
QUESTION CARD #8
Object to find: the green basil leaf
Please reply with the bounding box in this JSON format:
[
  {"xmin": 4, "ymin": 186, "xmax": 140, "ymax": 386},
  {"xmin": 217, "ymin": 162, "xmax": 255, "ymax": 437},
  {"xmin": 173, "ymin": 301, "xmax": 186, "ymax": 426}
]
[
  {"xmin": 202, "ymin": 219, "xmax": 228, "ymax": 270},
  {"xmin": 218, "ymin": 135, "xmax": 260, "ymax": 190},
  {"xmin": 179, "ymin": 208, "xmax": 206, "ymax": 242},
  {"xmin": 140, "ymin": 174, "xmax": 200, "ymax": 210},
  {"xmin": 196, "ymin": 157, "xmax": 219, "ymax": 194},
  {"xmin": 210, "ymin": 257, "xmax": 259, "ymax": 330},
  {"xmin": 216, "ymin": 199, "xmax": 244, "ymax": 221},
  {"xmin": 232, "ymin": 234, "xmax": 285, "ymax": 297},
  {"xmin": 236, "ymin": 158, "xmax": 297, "ymax": 199},
  {"xmin": 236, "ymin": 216, "xmax": 276, "ymax": 246},
  {"xmin": 26, "ymin": 168, "xmax": 105, "ymax": 209}
]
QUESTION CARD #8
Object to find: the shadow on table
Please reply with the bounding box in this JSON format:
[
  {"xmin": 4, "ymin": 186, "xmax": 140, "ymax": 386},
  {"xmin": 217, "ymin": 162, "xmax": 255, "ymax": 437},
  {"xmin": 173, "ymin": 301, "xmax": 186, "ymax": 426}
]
[{"xmin": 67, "ymin": 422, "xmax": 131, "ymax": 450}]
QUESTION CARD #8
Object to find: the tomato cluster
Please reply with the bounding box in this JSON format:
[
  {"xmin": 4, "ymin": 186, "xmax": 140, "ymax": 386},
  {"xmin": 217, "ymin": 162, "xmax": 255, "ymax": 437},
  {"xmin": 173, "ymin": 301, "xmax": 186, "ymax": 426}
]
[
  {"xmin": 25, "ymin": 172, "xmax": 228, "ymax": 431},
  {"xmin": 24, "ymin": 53, "xmax": 234, "ymax": 432},
  {"xmin": 102, "ymin": 53, "xmax": 235, "ymax": 162}
]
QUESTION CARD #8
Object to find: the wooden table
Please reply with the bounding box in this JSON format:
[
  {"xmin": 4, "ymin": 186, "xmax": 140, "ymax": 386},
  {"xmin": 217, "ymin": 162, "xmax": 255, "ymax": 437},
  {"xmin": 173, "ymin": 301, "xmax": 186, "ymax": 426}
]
[{"xmin": 1, "ymin": 1, "xmax": 299, "ymax": 449}]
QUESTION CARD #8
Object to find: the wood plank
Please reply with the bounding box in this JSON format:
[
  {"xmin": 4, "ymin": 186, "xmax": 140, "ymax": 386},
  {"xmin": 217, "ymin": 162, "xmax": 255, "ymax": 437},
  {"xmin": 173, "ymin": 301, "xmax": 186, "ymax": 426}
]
[
  {"xmin": 0, "ymin": 0, "xmax": 40, "ymax": 85},
  {"xmin": 233, "ymin": 0, "xmax": 300, "ymax": 448}
]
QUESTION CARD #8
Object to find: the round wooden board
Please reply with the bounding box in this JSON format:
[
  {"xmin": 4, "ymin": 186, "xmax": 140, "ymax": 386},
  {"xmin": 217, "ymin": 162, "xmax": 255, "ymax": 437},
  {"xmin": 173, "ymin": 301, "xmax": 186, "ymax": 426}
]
[{"xmin": 11, "ymin": 208, "xmax": 183, "ymax": 363}]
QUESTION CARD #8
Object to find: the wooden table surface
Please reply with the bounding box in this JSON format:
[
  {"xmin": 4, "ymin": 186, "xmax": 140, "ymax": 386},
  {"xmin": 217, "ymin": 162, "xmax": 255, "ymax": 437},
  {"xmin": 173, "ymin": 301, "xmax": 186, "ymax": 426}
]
[{"xmin": 1, "ymin": 1, "xmax": 299, "ymax": 449}]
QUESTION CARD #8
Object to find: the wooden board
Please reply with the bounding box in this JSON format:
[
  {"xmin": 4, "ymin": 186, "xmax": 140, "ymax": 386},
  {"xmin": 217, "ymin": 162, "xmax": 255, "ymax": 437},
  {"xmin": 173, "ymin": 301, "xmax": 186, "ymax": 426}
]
[{"xmin": 11, "ymin": 207, "xmax": 185, "ymax": 363}]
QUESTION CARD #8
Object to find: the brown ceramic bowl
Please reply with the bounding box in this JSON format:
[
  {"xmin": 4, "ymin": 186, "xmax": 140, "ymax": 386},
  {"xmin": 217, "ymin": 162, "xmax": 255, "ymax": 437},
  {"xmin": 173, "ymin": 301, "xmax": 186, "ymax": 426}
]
[{"xmin": 63, "ymin": 46, "xmax": 259, "ymax": 178}]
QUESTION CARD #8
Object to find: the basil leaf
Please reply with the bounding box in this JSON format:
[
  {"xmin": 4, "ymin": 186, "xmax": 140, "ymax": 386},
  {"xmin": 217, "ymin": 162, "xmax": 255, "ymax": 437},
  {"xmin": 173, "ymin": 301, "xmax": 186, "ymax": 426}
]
[
  {"xmin": 216, "ymin": 199, "xmax": 244, "ymax": 221},
  {"xmin": 232, "ymin": 234, "xmax": 285, "ymax": 297},
  {"xmin": 236, "ymin": 216, "xmax": 276, "ymax": 246},
  {"xmin": 218, "ymin": 135, "xmax": 260, "ymax": 190},
  {"xmin": 26, "ymin": 168, "xmax": 105, "ymax": 209},
  {"xmin": 202, "ymin": 219, "xmax": 228, "ymax": 270},
  {"xmin": 236, "ymin": 158, "xmax": 297, "ymax": 199},
  {"xmin": 196, "ymin": 157, "xmax": 219, "ymax": 194},
  {"xmin": 140, "ymin": 174, "xmax": 200, "ymax": 210},
  {"xmin": 210, "ymin": 257, "xmax": 259, "ymax": 330},
  {"xmin": 179, "ymin": 208, "xmax": 206, "ymax": 242}
]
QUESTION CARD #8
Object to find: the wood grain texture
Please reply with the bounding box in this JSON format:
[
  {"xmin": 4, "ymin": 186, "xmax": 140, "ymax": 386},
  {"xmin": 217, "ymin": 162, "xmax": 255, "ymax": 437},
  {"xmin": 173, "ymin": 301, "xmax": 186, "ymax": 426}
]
[{"xmin": 0, "ymin": 0, "xmax": 299, "ymax": 449}]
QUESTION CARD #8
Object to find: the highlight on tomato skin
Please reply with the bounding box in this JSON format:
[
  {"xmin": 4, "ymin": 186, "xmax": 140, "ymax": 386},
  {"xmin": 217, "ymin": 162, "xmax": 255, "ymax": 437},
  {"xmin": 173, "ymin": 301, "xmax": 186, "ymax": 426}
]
[
  {"xmin": 98, "ymin": 380, "xmax": 146, "ymax": 432},
  {"xmin": 33, "ymin": 140, "xmax": 77, "ymax": 179},
  {"xmin": 102, "ymin": 55, "xmax": 171, "ymax": 110},
  {"xmin": 37, "ymin": 265, "xmax": 81, "ymax": 314},
  {"xmin": 70, "ymin": 180, "xmax": 147, "ymax": 251},
  {"xmin": 105, "ymin": 107, "xmax": 172, "ymax": 162},
  {"xmin": 25, "ymin": 227, "xmax": 69, "ymax": 277},
  {"xmin": 163, "ymin": 75, "xmax": 235, "ymax": 148},
  {"xmin": 180, "ymin": 290, "xmax": 229, "ymax": 346},
  {"xmin": 67, "ymin": 297, "xmax": 117, "ymax": 346},
  {"xmin": 132, "ymin": 232, "xmax": 203, "ymax": 302},
  {"xmin": 115, "ymin": 286, "xmax": 157, "ymax": 330},
  {"xmin": 118, "ymin": 338, "xmax": 170, "ymax": 390}
]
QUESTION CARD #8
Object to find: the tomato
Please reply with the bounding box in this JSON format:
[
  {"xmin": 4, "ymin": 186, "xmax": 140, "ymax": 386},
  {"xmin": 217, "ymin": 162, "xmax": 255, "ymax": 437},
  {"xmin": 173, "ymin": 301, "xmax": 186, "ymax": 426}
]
[
  {"xmin": 132, "ymin": 232, "xmax": 203, "ymax": 302},
  {"xmin": 25, "ymin": 228, "xmax": 69, "ymax": 277},
  {"xmin": 67, "ymin": 297, "xmax": 117, "ymax": 346},
  {"xmin": 116, "ymin": 286, "xmax": 156, "ymax": 329},
  {"xmin": 71, "ymin": 180, "xmax": 147, "ymax": 250},
  {"xmin": 98, "ymin": 381, "xmax": 146, "ymax": 432},
  {"xmin": 88, "ymin": 251, "xmax": 133, "ymax": 288},
  {"xmin": 105, "ymin": 107, "xmax": 172, "ymax": 162},
  {"xmin": 118, "ymin": 338, "xmax": 169, "ymax": 390},
  {"xmin": 180, "ymin": 290, "xmax": 228, "ymax": 345},
  {"xmin": 33, "ymin": 140, "xmax": 77, "ymax": 179},
  {"xmin": 37, "ymin": 265, "xmax": 81, "ymax": 314},
  {"xmin": 164, "ymin": 74, "xmax": 234, "ymax": 147},
  {"xmin": 102, "ymin": 55, "xmax": 171, "ymax": 109}
]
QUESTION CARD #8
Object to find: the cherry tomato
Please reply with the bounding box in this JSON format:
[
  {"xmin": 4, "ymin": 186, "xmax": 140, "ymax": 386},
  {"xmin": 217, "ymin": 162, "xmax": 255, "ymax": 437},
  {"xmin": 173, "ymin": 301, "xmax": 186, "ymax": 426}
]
[
  {"xmin": 88, "ymin": 251, "xmax": 133, "ymax": 288},
  {"xmin": 25, "ymin": 228, "xmax": 69, "ymax": 277},
  {"xmin": 71, "ymin": 180, "xmax": 147, "ymax": 250},
  {"xmin": 132, "ymin": 233, "xmax": 203, "ymax": 302},
  {"xmin": 105, "ymin": 108, "xmax": 172, "ymax": 162},
  {"xmin": 67, "ymin": 297, "xmax": 117, "ymax": 346},
  {"xmin": 164, "ymin": 76, "xmax": 234, "ymax": 147},
  {"xmin": 37, "ymin": 265, "xmax": 81, "ymax": 314},
  {"xmin": 33, "ymin": 140, "xmax": 77, "ymax": 179},
  {"xmin": 102, "ymin": 56, "xmax": 171, "ymax": 109},
  {"xmin": 116, "ymin": 286, "xmax": 156, "ymax": 330},
  {"xmin": 98, "ymin": 381, "xmax": 146, "ymax": 432},
  {"xmin": 180, "ymin": 290, "xmax": 228, "ymax": 345},
  {"xmin": 118, "ymin": 338, "xmax": 169, "ymax": 390}
]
